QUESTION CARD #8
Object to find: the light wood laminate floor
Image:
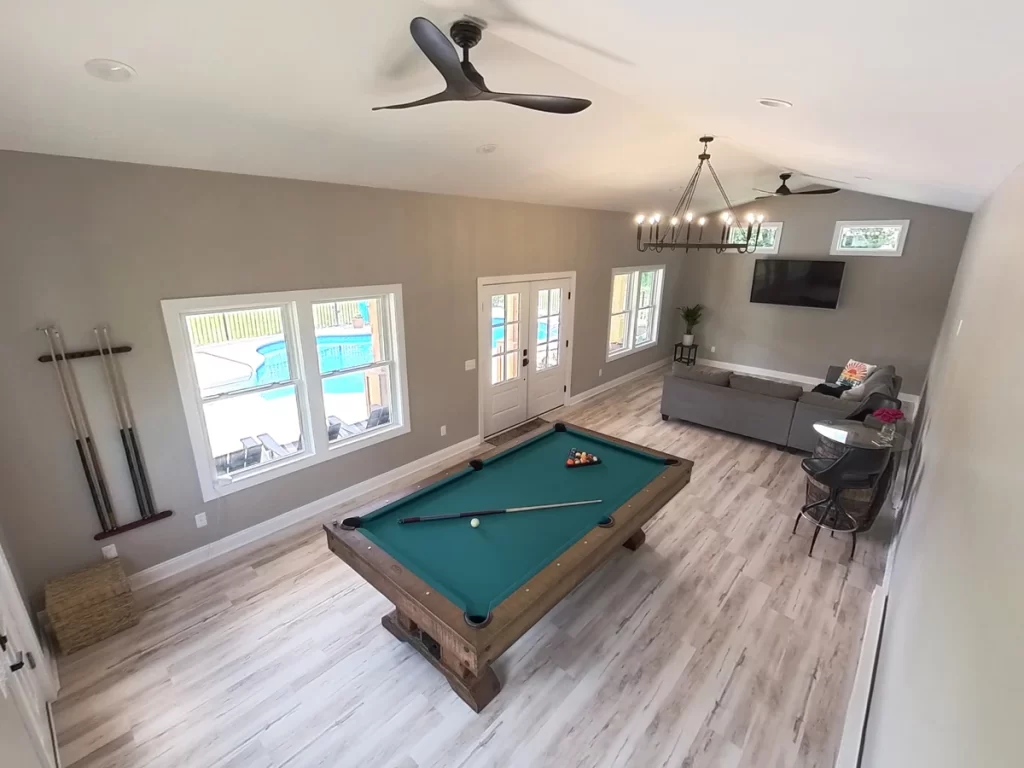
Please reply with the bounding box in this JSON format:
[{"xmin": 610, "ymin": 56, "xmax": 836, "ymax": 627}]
[{"xmin": 53, "ymin": 370, "xmax": 888, "ymax": 768}]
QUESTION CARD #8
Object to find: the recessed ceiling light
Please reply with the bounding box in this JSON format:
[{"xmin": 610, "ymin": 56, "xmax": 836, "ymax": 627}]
[
  {"xmin": 84, "ymin": 59, "xmax": 136, "ymax": 82},
  {"xmin": 476, "ymin": 143, "xmax": 498, "ymax": 155},
  {"xmin": 758, "ymin": 98, "xmax": 792, "ymax": 109}
]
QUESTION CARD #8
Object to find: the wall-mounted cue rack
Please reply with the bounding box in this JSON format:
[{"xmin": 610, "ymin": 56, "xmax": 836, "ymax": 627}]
[{"xmin": 38, "ymin": 325, "xmax": 173, "ymax": 541}]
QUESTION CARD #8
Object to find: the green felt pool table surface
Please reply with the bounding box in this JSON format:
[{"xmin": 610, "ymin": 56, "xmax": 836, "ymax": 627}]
[{"xmin": 356, "ymin": 424, "xmax": 670, "ymax": 618}]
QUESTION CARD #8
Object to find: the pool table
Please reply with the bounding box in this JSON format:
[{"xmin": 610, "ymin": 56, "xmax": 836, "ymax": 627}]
[{"xmin": 323, "ymin": 421, "xmax": 692, "ymax": 711}]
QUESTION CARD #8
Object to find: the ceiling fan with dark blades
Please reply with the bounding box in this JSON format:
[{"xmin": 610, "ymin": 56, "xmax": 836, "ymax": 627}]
[
  {"xmin": 755, "ymin": 172, "xmax": 840, "ymax": 199},
  {"xmin": 373, "ymin": 17, "xmax": 592, "ymax": 115}
]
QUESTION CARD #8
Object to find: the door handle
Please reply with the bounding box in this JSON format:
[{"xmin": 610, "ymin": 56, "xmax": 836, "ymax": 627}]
[{"xmin": 9, "ymin": 652, "xmax": 24, "ymax": 672}]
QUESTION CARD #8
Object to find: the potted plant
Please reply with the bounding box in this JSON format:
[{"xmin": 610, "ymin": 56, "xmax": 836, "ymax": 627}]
[{"xmin": 678, "ymin": 304, "xmax": 704, "ymax": 346}]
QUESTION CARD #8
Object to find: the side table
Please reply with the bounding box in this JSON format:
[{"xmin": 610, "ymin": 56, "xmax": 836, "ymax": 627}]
[{"xmin": 674, "ymin": 343, "xmax": 698, "ymax": 366}]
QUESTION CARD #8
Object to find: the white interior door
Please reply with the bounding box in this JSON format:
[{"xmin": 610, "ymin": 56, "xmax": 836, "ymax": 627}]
[
  {"xmin": 527, "ymin": 279, "xmax": 572, "ymax": 418},
  {"xmin": 481, "ymin": 282, "xmax": 529, "ymax": 436}
]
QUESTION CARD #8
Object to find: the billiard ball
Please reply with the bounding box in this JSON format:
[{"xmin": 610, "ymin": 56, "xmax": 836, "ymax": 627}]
[
  {"xmin": 566, "ymin": 459, "xmax": 574, "ymax": 467},
  {"xmin": 470, "ymin": 518, "xmax": 480, "ymax": 528}
]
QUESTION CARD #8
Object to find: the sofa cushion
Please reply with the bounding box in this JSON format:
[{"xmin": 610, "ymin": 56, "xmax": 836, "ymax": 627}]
[
  {"xmin": 799, "ymin": 391, "xmax": 852, "ymax": 411},
  {"xmin": 671, "ymin": 363, "xmax": 731, "ymax": 386},
  {"xmin": 729, "ymin": 374, "xmax": 803, "ymax": 401}
]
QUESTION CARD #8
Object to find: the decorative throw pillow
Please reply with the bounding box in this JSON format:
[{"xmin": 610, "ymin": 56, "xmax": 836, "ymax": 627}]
[{"xmin": 837, "ymin": 359, "xmax": 877, "ymax": 388}]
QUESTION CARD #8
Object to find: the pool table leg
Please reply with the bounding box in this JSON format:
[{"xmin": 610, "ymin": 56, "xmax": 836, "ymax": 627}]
[
  {"xmin": 622, "ymin": 529, "xmax": 646, "ymax": 551},
  {"xmin": 381, "ymin": 609, "xmax": 501, "ymax": 713}
]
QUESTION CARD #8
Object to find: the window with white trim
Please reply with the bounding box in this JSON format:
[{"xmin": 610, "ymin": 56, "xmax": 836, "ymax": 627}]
[
  {"xmin": 162, "ymin": 285, "xmax": 410, "ymax": 501},
  {"xmin": 607, "ymin": 266, "xmax": 665, "ymax": 360},
  {"xmin": 728, "ymin": 221, "xmax": 783, "ymax": 254},
  {"xmin": 830, "ymin": 219, "xmax": 909, "ymax": 257}
]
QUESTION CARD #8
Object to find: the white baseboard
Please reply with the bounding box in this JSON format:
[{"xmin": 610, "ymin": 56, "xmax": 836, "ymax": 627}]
[
  {"xmin": 835, "ymin": 584, "xmax": 887, "ymax": 768},
  {"xmin": 129, "ymin": 435, "xmax": 483, "ymax": 590},
  {"xmin": 697, "ymin": 358, "xmax": 920, "ymax": 415},
  {"xmin": 568, "ymin": 357, "xmax": 670, "ymax": 406}
]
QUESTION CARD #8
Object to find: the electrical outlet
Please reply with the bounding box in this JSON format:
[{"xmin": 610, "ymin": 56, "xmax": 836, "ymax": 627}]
[
  {"xmin": 101, "ymin": 544, "xmax": 117, "ymax": 560},
  {"xmin": 465, "ymin": 359, "xmax": 476, "ymax": 371},
  {"xmin": 440, "ymin": 425, "xmax": 447, "ymax": 436},
  {"xmin": 598, "ymin": 368, "xmax": 603, "ymax": 377},
  {"xmin": 710, "ymin": 346, "xmax": 716, "ymax": 353},
  {"xmin": 195, "ymin": 512, "xmax": 208, "ymax": 528}
]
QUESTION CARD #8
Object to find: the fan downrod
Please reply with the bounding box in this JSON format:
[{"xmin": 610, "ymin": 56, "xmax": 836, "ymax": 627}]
[{"xmin": 450, "ymin": 20, "xmax": 483, "ymax": 50}]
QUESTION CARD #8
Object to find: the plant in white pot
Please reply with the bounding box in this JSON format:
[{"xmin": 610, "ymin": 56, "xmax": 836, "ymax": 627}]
[{"xmin": 678, "ymin": 304, "xmax": 704, "ymax": 346}]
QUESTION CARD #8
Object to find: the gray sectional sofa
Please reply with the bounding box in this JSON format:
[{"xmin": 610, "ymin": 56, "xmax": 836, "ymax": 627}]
[{"xmin": 660, "ymin": 363, "xmax": 903, "ymax": 452}]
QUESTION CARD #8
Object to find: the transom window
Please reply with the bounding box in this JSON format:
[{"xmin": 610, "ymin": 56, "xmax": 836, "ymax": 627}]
[
  {"xmin": 607, "ymin": 266, "xmax": 665, "ymax": 360},
  {"xmin": 728, "ymin": 221, "xmax": 783, "ymax": 254},
  {"xmin": 163, "ymin": 285, "xmax": 410, "ymax": 501},
  {"xmin": 830, "ymin": 219, "xmax": 910, "ymax": 257}
]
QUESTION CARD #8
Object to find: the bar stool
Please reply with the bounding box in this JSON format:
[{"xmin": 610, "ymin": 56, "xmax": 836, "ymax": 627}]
[{"xmin": 794, "ymin": 446, "xmax": 892, "ymax": 560}]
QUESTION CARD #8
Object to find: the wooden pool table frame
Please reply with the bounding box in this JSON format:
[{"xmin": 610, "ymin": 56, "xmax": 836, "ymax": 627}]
[{"xmin": 323, "ymin": 421, "xmax": 693, "ymax": 712}]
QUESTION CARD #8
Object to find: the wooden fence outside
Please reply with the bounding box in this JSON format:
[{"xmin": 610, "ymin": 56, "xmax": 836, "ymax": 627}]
[{"xmin": 187, "ymin": 301, "xmax": 367, "ymax": 347}]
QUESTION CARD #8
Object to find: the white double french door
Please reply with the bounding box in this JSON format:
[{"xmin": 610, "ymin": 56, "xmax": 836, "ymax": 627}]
[{"xmin": 480, "ymin": 277, "xmax": 573, "ymax": 436}]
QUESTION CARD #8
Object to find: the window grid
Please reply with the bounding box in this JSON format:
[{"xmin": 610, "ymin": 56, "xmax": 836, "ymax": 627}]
[
  {"xmin": 536, "ymin": 288, "xmax": 562, "ymax": 372},
  {"xmin": 162, "ymin": 285, "xmax": 409, "ymax": 502},
  {"xmin": 314, "ymin": 296, "xmax": 397, "ymax": 443},
  {"xmin": 607, "ymin": 267, "xmax": 665, "ymax": 360}
]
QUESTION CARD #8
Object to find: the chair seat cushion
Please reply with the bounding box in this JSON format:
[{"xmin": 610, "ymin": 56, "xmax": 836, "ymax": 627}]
[
  {"xmin": 801, "ymin": 457, "xmax": 833, "ymax": 476},
  {"xmin": 729, "ymin": 374, "xmax": 803, "ymax": 401},
  {"xmin": 671, "ymin": 363, "xmax": 732, "ymax": 386}
]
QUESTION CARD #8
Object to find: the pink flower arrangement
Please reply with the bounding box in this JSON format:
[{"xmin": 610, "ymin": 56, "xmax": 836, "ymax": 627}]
[{"xmin": 873, "ymin": 408, "xmax": 905, "ymax": 424}]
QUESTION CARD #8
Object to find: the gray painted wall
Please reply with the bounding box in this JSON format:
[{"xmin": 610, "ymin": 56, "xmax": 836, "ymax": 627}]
[
  {"xmin": 0, "ymin": 151, "xmax": 678, "ymax": 601},
  {"xmin": 677, "ymin": 191, "xmax": 971, "ymax": 393},
  {"xmin": 861, "ymin": 163, "xmax": 1024, "ymax": 766}
]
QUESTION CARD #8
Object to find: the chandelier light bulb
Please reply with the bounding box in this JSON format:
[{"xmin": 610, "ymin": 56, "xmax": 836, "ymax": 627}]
[
  {"xmin": 720, "ymin": 212, "xmax": 730, "ymax": 221},
  {"xmin": 724, "ymin": 214, "xmax": 733, "ymax": 224},
  {"xmin": 698, "ymin": 217, "xmax": 707, "ymax": 226},
  {"xmin": 670, "ymin": 217, "xmax": 680, "ymax": 227},
  {"xmin": 757, "ymin": 214, "xmax": 765, "ymax": 222},
  {"xmin": 635, "ymin": 213, "xmax": 646, "ymax": 224},
  {"xmin": 746, "ymin": 213, "xmax": 755, "ymax": 223},
  {"xmin": 684, "ymin": 212, "xmax": 694, "ymax": 222},
  {"xmin": 653, "ymin": 213, "xmax": 662, "ymax": 222}
]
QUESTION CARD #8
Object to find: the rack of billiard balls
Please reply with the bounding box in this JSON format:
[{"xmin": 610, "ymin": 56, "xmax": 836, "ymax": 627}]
[{"xmin": 566, "ymin": 448, "xmax": 601, "ymax": 468}]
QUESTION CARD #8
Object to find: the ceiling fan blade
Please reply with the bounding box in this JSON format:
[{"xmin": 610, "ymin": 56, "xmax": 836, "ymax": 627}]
[
  {"xmin": 486, "ymin": 92, "xmax": 591, "ymax": 114},
  {"xmin": 755, "ymin": 195, "xmax": 772, "ymax": 200},
  {"xmin": 409, "ymin": 17, "xmax": 475, "ymax": 94},
  {"xmin": 372, "ymin": 89, "xmax": 459, "ymax": 111},
  {"xmin": 485, "ymin": 0, "xmax": 633, "ymax": 65},
  {"xmin": 794, "ymin": 188, "xmax": 840, "ymax": 195},
  {"xmin": 753, "ymin": 188, "xmax": 776, "ymax": 195}
]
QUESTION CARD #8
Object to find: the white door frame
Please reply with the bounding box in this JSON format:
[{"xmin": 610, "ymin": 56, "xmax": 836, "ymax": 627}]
[
  {"xmin": 477, "ymin": 271, "xmax": 576, "ymax": 439},
  {"xmin": 0, "ymin": 542, "xmax": 58, "ymax": 768}
]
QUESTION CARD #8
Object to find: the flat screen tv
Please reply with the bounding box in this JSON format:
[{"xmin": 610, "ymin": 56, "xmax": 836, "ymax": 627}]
[{"xmin": 750, "ymin": 259, "xmax": 845, "ymax": 309}]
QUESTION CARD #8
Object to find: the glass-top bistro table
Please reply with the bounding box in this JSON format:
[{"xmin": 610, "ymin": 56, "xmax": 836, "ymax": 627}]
[
  {"xmin": 812, "ymin": 419, "xmax": 912, "ymax": 453},
  {"xmin": 802, "ymin": 419, "xmax": 913, "ymax": 551}
]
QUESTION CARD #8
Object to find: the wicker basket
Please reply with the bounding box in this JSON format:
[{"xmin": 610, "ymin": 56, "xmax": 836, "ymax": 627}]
[{"xmin": 45, "ymin": 558, "xmax": 139, "ymax": 655}]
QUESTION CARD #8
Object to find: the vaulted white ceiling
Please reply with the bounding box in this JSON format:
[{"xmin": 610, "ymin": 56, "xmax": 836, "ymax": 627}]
[{"xmin": 1, "ymin": 0, "xmax": 1019, "ymax": 214}]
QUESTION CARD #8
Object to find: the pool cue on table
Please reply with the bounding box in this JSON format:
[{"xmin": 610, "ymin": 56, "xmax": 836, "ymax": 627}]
[{"xmin": 398, "ymin": 499, "xmax": 603, "ymax": 525}]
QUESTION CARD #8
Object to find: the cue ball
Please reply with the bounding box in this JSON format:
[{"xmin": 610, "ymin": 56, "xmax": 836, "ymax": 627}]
[{"xmin": 470, "ymin": 518, "xmax": 480, "ymax": 528}]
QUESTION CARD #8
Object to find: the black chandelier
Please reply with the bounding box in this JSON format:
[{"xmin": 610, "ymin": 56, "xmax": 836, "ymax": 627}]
[{"xmin": 635, "ymin": 136, "xmax": 763, "ymax": 254}]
